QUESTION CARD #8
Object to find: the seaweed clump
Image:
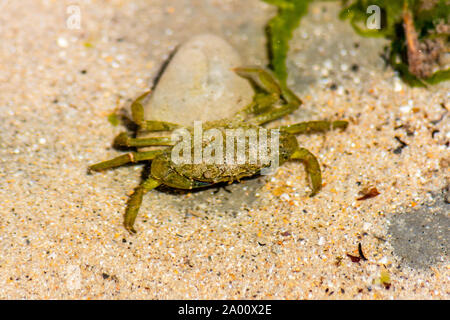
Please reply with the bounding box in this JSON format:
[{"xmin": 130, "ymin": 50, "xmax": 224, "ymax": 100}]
[
  {"xmin": 263, "ymin": 0, "xmax": 313, "ymax": 85},
  {"xmin": 340, "ymin": 0, "xmax": 449, "ymax": 86}
]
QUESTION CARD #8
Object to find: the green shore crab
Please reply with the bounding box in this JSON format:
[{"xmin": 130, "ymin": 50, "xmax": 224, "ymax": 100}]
[{"xmin": 89, "ymin": 67, "xmax": 348, "ymax": 233}]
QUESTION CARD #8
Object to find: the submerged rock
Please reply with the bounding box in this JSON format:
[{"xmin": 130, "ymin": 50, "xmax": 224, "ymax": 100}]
[
  {"xmin": 142, "ymin": 34, "xmax": 254, "ymax": 126},
  {"xmin": 388, "ymin": 192, "xmax": 449, "ymax": 269}
]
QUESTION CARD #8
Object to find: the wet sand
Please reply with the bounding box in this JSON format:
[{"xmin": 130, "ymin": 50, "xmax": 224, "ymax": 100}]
[{"xmin": 0, "ymin": 0, "xmax": 448, "ymax": 299}]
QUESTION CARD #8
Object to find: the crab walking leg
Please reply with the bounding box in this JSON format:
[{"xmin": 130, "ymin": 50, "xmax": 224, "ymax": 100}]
[
  {"xmin": 89, "ymin": 150, "xmax": 163, "ymax": 172},
  {"xmin": 235, "ymin": 92, "xmax": 280, "ymax": 119},
  {"xmin": 234, "ymin": 67, "xmax": 302, "ymax": 124},
  {"xmin": 290, "ymin": 147, "xmax": 322, "ymax": 197},
  {"xmin": 114, "ymin": 132, "xmax": 173, "ymax": 147},
  {"xmin": 234, "ymin": 67, "xmax": 282, "ymax": 96},
  {"xmin": 234, "ymin": 67, "xmax": 282, "ymax": 119},
  {"xmin": 130, "ymin": 91, "xmax": 150, "ymax": 124},
  {"xmin": 130, "ymin": 91, "xmax": 180, "ymax": 131},
  {"xmin": 254, "ymin": 86, "xmax": 303, "ymax": 125},
  {"xmin": 124, "ymin": 177, "xmax": 161, "ymax": 233},
  {"xmin": 280, "ymin": 120, "xmax": 348, "ymax": 134},
  {"xmin": 139, "ymin": 120, "xmax": 180, "ymax": 132}
]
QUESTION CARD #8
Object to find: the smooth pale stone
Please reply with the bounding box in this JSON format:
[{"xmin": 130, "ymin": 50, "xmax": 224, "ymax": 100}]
[{"xmin": 142, "ymin": 34, "xmax": 254, "ymax": 126}]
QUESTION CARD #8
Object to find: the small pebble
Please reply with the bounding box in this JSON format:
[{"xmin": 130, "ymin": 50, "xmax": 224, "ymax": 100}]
[
  {"xmin": 318, "ymin": 237, "xmax": 325, "ymax": 246},
  {"xmin": 379, "ymin": 257, "xmax": 388, "ymax": 264},
  {"xmin": 400, "ymin": 105, "xmax": 412, "ymax": 113},
  {"xmin": 57, "ymin": 37, "xmax": 68, "ymax": 48},
  {"xmin": 394, "ymin": 78, "xmax": 403, "ymax": 92},
  {"xmin": 324, "ymin": 59, "xmax": 333, "ymax": 70},
  {"xmin": 280, "ymin": 193, "xmax": 290, "ymax": 201},
  {"xmin": 363, "ymin": 222, "xmax": 372, "ymax": 231}
]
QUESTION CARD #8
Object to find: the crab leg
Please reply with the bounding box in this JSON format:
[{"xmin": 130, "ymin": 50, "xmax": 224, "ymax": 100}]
[
  {"xmin": 280, "ymin": 120, "xmax": 348, "ymax": 134},
  {"xmin": 234, "ymin": 67, "xmax": 282, "ymax": 96},
  {"xmin": 139, "ymin": 120, "xmax": 180, "ymax": 132},
  {"xmin": 88, "ymin": 150, "xmax": 163, "ymax": 172},
  {"xmin": 290, "ymin": 147, "xmax": 322, "ymax": 197},
  {"xmin": 236, "ymin": 92, "xmax": 280, "ymax": 119},
  {"xmin": 130, "ymin": 91, "xmax": 180, "ymax": 131},
  {"xmin": 233, "ymin": 68, "xmax": 302, "ymax": 125},
  {"xmin": 113, "ymin": 132, "xmax": 173, "ymax": 147},
  {"xmin": 253, "ymin": 98, "xmax": 300, "ymax": 125},
  {"xmin": 124, "ymin": 177, "xmax": 161, "ymax": 233},
  {"xmin": 234, "ymin": 67, "xmax": 284, "ymax": 119},
  {"xmin": 255, "ymin": 81, "xmax": 302, "ymax": 125}
]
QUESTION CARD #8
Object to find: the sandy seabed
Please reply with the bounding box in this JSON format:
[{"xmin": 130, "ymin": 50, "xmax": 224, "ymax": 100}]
[{"xmin": 0, "ymin": 0, "xmax": 448, "ymax": 299}]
